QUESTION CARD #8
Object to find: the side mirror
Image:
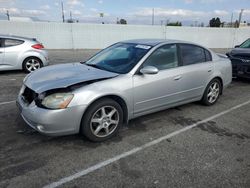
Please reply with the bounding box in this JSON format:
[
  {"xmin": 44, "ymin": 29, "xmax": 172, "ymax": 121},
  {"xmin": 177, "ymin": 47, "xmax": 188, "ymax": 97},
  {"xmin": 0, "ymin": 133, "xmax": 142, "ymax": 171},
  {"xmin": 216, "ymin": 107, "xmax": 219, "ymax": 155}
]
[
  {"xmin": 140, "ymin": 66, "xmax": 159, "ymax": 75},
  {"xmin": 234, "ymin": 45, "xmax": 240, "ymax": 48}
]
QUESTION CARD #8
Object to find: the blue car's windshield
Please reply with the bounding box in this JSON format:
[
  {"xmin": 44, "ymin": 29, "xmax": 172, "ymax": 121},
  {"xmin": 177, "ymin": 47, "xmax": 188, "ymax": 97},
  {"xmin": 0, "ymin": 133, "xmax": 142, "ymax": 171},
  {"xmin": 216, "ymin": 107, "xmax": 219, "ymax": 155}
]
[{"xmin": 85, "ymin": 43, "xmax": 152, "ymax": 74}]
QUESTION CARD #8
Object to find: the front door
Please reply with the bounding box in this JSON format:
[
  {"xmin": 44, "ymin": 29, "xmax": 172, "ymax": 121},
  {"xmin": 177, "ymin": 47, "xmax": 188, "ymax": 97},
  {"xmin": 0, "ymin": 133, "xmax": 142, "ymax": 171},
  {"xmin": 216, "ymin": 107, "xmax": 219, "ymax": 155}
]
[{"xmin": 133, "ymin": 44, "xmax": 183, "ymax": 116}]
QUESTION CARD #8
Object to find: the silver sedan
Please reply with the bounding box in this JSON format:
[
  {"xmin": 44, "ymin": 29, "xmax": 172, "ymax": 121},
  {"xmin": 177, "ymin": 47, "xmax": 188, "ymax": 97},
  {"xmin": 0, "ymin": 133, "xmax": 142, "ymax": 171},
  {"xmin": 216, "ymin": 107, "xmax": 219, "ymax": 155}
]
[
  {"xmin": 0, "ymin": 35, "xmax": 49, "ymax": 72},
  {"xmin": 17, "ymin": 39, "xmax": 232, "ymax": 142}
]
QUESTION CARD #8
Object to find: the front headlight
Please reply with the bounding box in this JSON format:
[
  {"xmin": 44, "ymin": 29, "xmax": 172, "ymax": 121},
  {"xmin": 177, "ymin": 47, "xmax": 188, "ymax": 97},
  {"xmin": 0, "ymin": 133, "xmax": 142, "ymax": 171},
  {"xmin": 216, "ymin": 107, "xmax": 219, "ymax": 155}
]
[{"xmin": 41, "ymin": 93, "xmax": 74, "ymax": 109}]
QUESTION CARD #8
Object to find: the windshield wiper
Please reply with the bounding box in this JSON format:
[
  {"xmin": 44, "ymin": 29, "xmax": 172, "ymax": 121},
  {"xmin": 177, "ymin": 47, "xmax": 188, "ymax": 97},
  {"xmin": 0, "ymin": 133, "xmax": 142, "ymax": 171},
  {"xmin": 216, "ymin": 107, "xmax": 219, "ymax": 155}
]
[
  {"xmin": 85, "ymin": 63, "xmax": 117, "ymax": 73},
  {"xmin": 85, "ymin": 63, "xmax": 103, "ymax": 70}
]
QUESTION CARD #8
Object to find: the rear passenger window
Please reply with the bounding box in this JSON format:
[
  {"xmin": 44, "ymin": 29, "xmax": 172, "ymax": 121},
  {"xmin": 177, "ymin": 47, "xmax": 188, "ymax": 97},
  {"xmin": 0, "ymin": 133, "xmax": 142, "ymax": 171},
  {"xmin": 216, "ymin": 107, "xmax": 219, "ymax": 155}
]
[
  {"xmin": 180, "ymin": 44, "xmax": 206, "ymax": 65},
  {"xmin": 4, "ymin": 39, "xmax": 24, "ymax": 47},
  {"xmin": 205, "ymin": 49, "xmax": 212, "ymax": 61}
]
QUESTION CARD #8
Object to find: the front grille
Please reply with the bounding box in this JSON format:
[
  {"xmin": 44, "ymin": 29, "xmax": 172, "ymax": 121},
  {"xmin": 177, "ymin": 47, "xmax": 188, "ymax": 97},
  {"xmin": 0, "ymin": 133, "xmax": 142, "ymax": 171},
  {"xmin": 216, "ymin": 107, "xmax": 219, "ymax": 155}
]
[
  {"xmin": 233, "ymin": 55, "xmax": 250, "ymax": 60},
  {"xmin": 244, "ymin": 66, "xmax": 250, "ymax": 74},
  {"xmin": 22, "ymin": 87, "xmax": 38, "ymax": 104},
  {"xmin": 232, "ymin": 64, "xmax": 238, "ymax": 76},
  {"xmin": 230, "ymin": 55, "xmax": 250, "ymax": 64}
]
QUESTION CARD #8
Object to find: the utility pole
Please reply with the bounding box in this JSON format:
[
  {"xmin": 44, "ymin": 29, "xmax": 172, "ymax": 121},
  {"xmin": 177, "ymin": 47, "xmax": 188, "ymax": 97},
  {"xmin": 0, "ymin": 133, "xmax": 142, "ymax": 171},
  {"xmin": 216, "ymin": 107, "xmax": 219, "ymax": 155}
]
[
  {"xmin": 230, "ymin": 12, "xmax": 233, "ymax": 28},
  {"xmin": 70, "ymin": 11, "xmax": 72, "ymax": 20},
  {"xmin": 238, "ymin": 9, "xmax": 244, "ymax": 28},
  {"xmin": 194, "ymin": 21, "xmax": 198, "ymax": 27},
  {"xmin": 61, "ymin": 1, "xmax": 65, "ymax": 23},
  {"xmin": 100, "ymin": 13, "xmax": 104, "ymax": 24},
  {"xmin": 152, "ymin": 8, "xmax": 155, "ymax": 25},
  {"xmin": 166, "ymin": 18, "xmax": 170, "ymax": 26},
  {"xmin": 6, "ymin": 10, "xmax": 10, "ymax": 21}
]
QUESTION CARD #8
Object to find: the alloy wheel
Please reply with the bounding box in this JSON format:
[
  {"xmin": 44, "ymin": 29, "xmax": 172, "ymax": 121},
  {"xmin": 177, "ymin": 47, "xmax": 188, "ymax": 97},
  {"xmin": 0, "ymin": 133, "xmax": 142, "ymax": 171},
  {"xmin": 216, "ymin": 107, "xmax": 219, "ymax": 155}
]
[
  {"xmin": 207, "ymin": 82, "xmax": 220, "ymax": 104},
  {"xmin": 25, "ymin": 58, "xmax": 41, "ymax": 72},
  {"xmin": 90, "ymin": 106, "xmax": 119, "ymax": 138}
]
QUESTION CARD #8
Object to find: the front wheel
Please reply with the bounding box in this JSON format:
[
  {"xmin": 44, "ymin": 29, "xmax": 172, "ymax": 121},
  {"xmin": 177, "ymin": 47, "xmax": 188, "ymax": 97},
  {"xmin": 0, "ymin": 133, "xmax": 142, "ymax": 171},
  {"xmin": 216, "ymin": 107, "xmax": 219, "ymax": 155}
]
[
  {"xmin": 201, "ymin": 78, "xmax": 222, "ymax": 106},
  {"xmin": 23, "ymin": 57, "xmax": 42, "ymax": 73},
  {"xmin": 81, "ymin": 98, "xmax": 123, "ymax": 142}
]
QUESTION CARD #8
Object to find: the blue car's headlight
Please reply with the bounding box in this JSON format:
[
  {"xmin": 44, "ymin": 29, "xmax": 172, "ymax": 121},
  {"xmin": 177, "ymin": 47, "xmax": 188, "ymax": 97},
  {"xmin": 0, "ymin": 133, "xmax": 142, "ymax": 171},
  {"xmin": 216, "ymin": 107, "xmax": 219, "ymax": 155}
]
[{"xmin": 41, "ymin": 93, "xmax": 74, "ymax": 109}]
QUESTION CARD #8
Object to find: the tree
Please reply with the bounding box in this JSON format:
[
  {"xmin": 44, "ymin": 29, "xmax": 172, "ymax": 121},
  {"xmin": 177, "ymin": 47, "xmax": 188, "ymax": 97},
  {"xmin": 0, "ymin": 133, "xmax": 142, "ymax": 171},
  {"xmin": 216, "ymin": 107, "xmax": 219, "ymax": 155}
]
[
  {"xmin": 167, "ymin": 21, "xmax": 182, "ymax": 26},
  {"xmin": 119, "ymin": 18, "xmax": 127, "ymax": 24},
  {"xmin": 209, "ymin": 17, "xmax": 221, "ymax": 27}
]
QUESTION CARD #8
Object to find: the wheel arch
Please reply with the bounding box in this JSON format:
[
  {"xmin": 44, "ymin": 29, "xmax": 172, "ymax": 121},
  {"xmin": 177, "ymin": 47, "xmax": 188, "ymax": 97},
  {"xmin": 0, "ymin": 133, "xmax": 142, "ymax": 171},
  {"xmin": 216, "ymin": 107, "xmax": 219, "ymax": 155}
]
[
  {"xmin": 82, "ymin": 94, "xmax": 129, "ymax": 126},
  {"xmin": 212, "ymin": 76, "xmax": 223, "ymax": 94}
]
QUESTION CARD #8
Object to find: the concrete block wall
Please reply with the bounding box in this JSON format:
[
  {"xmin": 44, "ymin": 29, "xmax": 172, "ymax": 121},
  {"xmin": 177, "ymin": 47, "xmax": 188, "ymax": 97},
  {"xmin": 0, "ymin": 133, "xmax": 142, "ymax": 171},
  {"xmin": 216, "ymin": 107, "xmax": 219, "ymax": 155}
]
[{"xmin": 0, "ymin": 20, "xmax": 249, "ymax": 49}]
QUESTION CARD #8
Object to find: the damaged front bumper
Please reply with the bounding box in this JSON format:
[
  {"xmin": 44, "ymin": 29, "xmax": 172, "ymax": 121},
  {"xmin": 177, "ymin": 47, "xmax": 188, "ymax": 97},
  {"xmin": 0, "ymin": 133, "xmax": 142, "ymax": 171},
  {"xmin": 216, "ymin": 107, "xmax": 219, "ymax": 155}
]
[{"xmin": 16, "ymin": 90, "xmax": 87, "ymax": 136}]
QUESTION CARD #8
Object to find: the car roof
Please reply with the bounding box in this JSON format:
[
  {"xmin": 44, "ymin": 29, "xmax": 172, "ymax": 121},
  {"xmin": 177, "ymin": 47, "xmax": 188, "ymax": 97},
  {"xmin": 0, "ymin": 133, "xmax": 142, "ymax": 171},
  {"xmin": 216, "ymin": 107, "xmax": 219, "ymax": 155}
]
[
  {"xmin": 0, "ymin": 34, "xmax": 36, "ymax": 41},
  {"xmin": 122, "ymin": 39, "xmax": 213, "ymax": 53},
  {"xmin": 122, "ymin": 39, "xmax": 193, "ymax": 47}
]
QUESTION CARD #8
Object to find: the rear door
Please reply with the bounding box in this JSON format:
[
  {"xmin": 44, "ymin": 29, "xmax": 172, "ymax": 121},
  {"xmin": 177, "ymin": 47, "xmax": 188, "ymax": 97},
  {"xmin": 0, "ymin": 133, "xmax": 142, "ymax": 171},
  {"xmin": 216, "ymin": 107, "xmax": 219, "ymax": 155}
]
[
  {"xmin": 3, "ymin": 38, "xmax": 24, "ymax": 67},
  {"xmin": 0, "ymin": 38, "xmax": 4, "ymax": 65},
  {"xmin": 177, "ymin": 44, "xmax": 214, "ymax": 99}
]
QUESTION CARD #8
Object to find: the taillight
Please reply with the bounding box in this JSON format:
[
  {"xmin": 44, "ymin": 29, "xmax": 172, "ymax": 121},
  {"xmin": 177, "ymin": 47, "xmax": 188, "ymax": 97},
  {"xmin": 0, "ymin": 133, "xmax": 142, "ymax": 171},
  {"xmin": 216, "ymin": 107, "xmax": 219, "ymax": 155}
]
[{"xmin": 32, "ymin": 44, "xmax": 44, "ymax": 49}]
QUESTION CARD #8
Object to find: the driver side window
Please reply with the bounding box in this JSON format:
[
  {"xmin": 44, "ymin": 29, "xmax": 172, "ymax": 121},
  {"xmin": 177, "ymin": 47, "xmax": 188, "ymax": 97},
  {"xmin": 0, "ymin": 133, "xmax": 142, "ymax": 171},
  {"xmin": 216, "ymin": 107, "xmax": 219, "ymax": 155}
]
[{"xmin": 143, "ymin": 44, "xmax": 178, "ymax": 70}]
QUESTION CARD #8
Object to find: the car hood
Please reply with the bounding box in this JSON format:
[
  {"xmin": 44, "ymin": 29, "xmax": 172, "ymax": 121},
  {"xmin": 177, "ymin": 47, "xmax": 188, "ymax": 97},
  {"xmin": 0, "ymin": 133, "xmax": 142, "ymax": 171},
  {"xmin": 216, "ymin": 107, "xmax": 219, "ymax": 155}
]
[
  {"xmin": 24, "ymin": 63, "xmax": 119, "ymax": 93},
  {"xmin": 230, "ymin": 48, "xmax": 250, "ymax": 56}
]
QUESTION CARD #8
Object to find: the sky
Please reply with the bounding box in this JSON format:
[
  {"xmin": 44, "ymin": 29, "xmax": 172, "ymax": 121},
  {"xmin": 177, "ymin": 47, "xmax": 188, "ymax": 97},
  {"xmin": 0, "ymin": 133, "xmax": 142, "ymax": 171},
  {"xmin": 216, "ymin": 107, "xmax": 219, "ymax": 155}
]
[{"xmin": 0, "ymin": 0, "xmax": 250, "ymax": 25}]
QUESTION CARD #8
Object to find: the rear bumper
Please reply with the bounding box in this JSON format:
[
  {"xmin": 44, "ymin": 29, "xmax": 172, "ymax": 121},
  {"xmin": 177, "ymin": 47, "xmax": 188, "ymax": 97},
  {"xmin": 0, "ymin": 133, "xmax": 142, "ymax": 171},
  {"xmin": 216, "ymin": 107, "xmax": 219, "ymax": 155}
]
[
  {"xmin": 17, "ymin": 95, "xmax": 87, "ymax": 136},
  {"xmin": 40, "ymin": 50, "xmax": 49, "ymax": 66}
]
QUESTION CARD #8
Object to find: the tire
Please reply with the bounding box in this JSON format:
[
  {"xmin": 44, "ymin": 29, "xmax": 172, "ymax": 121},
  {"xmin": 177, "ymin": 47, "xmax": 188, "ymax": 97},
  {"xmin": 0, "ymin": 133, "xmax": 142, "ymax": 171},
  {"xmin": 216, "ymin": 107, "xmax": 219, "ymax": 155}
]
[
  {"xmin": 23, "ymin": 57, "xmax": 42, "ymax": 73},
  {"xmin": 81, "ymin": 98, "xmax": 123, "ymax": 142},
  {"xmin": 201, "ymin": 78, "xmax": 222, "ymax": 106}
]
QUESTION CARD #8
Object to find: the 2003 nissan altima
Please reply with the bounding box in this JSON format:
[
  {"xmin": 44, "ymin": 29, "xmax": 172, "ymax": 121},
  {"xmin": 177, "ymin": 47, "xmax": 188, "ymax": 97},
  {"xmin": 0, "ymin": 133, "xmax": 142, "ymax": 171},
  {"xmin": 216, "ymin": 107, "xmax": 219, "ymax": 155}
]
[{"xmin": 17, "ymin": 39, "xmax": 232, "ymax": 142}]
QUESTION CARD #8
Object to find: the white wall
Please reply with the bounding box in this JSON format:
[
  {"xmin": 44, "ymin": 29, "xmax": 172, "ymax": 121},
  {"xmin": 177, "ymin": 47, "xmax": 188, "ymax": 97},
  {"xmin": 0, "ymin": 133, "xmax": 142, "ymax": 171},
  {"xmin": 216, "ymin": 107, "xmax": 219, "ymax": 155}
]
[{"xmin": 0, "ymin": 20, "xmax": 249, "ymax": 49}]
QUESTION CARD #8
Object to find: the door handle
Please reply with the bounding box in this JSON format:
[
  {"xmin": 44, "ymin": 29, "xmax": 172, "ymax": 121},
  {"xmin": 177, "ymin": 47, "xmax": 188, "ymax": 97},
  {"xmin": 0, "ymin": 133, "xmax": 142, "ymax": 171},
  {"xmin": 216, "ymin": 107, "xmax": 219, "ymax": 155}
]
[
  {"xmin": 0, "ymin": 51, "xmax": 3, "ymax": 54},
  {"xmin": 208, "ymin": 69, "xmax": 212, "ymax": 72},
  {"xmin": 174, "ymin": 75, "xmax": 182, "ymax": 80}
]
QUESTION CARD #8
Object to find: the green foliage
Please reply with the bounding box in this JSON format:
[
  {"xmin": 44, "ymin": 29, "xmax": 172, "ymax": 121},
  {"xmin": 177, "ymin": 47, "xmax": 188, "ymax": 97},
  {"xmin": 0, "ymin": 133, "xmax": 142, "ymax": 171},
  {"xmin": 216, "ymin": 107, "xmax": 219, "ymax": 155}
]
[
  {"xmin": 167, "ymin": 21, "xmax": 182, "ymax": 26},
  {"xmin": 118, "ymin": 19, "xmax": 127, "ymax": 25},
  {"xmin": 209, "ymin": 17, "xmax": 221, "ymax": 27}
]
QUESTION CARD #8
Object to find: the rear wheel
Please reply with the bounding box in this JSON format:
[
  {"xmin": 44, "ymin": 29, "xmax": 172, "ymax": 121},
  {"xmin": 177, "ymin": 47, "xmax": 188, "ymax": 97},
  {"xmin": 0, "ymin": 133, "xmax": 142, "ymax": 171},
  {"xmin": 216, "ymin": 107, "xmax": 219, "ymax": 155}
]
[
  {"xmin": 201, "ymin": 78, "xmax": 222, "ymax": 106},
  {"xmin": 23, "ymin": 57, "xmax": 42, "ymax": 73},
  {"xmin": 81, "ymin": 98, "xmax": 123, "ymax": 142}
]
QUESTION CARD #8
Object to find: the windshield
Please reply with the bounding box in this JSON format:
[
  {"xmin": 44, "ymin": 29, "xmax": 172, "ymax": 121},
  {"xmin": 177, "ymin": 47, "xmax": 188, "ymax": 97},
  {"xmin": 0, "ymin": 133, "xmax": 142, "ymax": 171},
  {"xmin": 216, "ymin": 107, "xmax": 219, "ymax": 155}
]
[
  {"xmin": 85, "ymin": 43, "xmax": 152, "ymax": 74},
  {"xmin": 239, "ymin": 38, "xmax": 250, "ymax": 48}
]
